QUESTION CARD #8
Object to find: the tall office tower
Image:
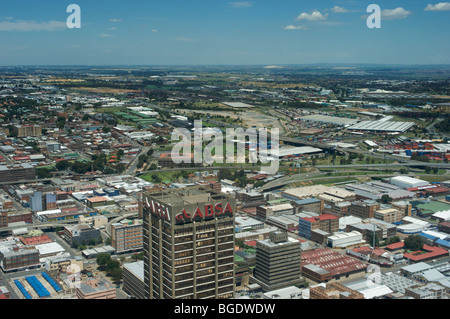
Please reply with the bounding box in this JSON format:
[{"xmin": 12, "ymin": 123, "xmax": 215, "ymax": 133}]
[
  {"xmin": 142, "ymin": 186, "xmax": 236, "ymax": 299},
  {"xmin": 253, "ymin": 231, "xmax": 304, "ymax": 292}
]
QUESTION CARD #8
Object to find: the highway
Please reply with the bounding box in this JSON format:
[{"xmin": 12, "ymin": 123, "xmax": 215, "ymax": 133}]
[
  {"xmin": 0, "ymin": 212, "xmax": 125, "ymax": 233},
  {"xmin": 257, "ymin": 172, "xmax": 448, "ymax": 192}
]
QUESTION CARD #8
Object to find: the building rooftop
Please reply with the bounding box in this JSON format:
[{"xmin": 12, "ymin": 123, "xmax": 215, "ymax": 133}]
[{"xmin": 77, "ymin": 278, "xmax": 115, "ymax": 295}]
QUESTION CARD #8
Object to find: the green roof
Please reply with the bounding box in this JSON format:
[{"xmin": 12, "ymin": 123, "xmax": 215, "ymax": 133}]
[{"xmin": 414, "ymin": 201, "xmax": 450, "ymax": 215}]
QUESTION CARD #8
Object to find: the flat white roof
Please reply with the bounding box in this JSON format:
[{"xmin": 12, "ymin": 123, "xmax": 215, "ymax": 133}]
[{"xmin": 432, "ymin": 210, "xmax": 450, "ymax": 221}]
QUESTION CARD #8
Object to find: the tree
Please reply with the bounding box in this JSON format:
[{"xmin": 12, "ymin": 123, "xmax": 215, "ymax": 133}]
[
  {"xmin": 369, "ymin": 235, "xmax": 380, "ymax": 248},
  {"xmin": 385, "ymin": 236, "xmax": 401, "ymax": 246},
  {"xmin": 380, "ymin": 194, "xmax": 392, "ymax": 204},
  {"xmin": 57, "ymin": 117, "xmax": 66, "ymax": 130},
  {"xmin": 404, "ymin": 235, "xmax": 423, "ymax": 251},
  {"xmin": 56, "ymin": 160, "xmax": 70, "ymax": 171},
  {"xmin": 96, "ymin": 253, "xmax": 112, "ymax": 270},
  {"xmin": 36, "ymin": 167, "xmax": 52, "ymax": 178},
  {"xmin": 109, "ymin": 267, "xmax": 122, "ymax": 284}
]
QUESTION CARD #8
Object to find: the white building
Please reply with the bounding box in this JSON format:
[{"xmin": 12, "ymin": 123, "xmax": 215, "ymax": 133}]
[
  {"xmin": 327, "ymin": 231, "xmax": 365, "ymax": 248},
  {"xmin": 235, "ymin": 216, "xmax": 264, "ymax": 232},
  {"xmin": 390, "ymin": 176, "xmax": 429, "ymax": 189}
]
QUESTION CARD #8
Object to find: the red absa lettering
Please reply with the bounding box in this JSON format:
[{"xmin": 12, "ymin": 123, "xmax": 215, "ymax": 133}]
[
  {"xmin": 215, "ymin": 203, "xmax": 223, "ymax": 215},
  {"xmin": 204, "ymin": 205, "xmax": 214, "ymax": 217},
  {"xmin": 224, "ymin": 202, "xmax": 233, "ymax": 215},
  {"xmin": 193, "ymin": 207, "xmax": 203, "ymax": 219}
]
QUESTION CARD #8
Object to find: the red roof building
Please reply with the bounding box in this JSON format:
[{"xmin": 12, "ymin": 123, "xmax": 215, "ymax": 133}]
[
  {"xmin": 385, "ymin": 241, "xmax": 405, "ymax": 251},
  {"xmin": 19, "ymin": 235, "xmax": 53, "ymax": 246},
  {"xmin": 403, "ymin": 244, "xmax": 449, "ymax": 262}
]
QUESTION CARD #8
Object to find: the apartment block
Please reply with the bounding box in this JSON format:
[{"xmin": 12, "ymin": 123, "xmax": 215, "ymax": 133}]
[
  {"xmin": 111, "ymin": 220, "xmax": 143, "ymax": 253},
  {"xmin": 298, "ymin": 214, "xmax": 339, "ymax": 240},
  {"xmin": 374, "ymin": 208, "xmax": 405, "ymax": 224},
  {"xmin": 13, "ymin": 125, "xmax": 42, "ymax": 137},
  {"xmin": 348, "ymin": 200, "xmax": 380, "ymax": 219}
]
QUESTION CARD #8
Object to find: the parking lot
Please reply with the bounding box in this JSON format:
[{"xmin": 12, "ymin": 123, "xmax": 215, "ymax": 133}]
[{"xmin": 11, "ymin": 272, "xmax": 64, "ymax": 299}]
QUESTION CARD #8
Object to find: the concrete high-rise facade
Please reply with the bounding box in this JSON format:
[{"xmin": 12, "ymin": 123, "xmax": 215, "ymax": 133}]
[
  {"xmin": 142, "ymin": 186, "xmax": 235, "ymax": 299},
  {"xmin": 253, "ymin": 231, "xmax": 304, "ymax": 292}
]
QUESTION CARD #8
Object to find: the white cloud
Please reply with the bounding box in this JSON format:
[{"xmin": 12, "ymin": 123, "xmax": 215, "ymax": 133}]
[
  {"xmin": 284, "ymin": 25, "xmax": 306, "ymax": 30},
  {"xmin": 331, "ymin": 6, "xmax": 349, "ymax": 13},
  {"xmin": 297, "ymin": 10, "xmax": 328, "ymax": 21},
  {"xmin": 152, "ymin": 29, "xmax": 158, "ymax": 33},
  {"xmin": 425, "ymin": 2, "xmax": 450, "ymax": 11},
  {"xmin": 229, "ymin": 2, "xmax": 253, "ymax": 8},
  {"xmin": 381, "ymin": 7, "xmax": 411, "ymax": 20},
  {"xmin": 99, "ymin": 33, "xmax": 114, "ymax": 38},
  {"xmin": 109, "ymin": 19, "xmax": 122, "ymax": 23},
  {"xmin": 0, "ymin": 19, "xmax": 66, "ymax": 32}
]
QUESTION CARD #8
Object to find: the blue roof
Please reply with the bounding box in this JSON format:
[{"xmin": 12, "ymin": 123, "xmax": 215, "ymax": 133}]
[
  {"xmin": 14, "ymin": 279, "xmax": 32, "ymax": 299},
  {"xmin": 435, "ymin": 239, "xmax": 450, "ymax": 249},
  {"xmin": 25, "ymin": 276, "xmax": 51, "ymax": 298},
  {"xmin": 41, "ymin": 272, "xmax": 62, "ymax": 292},
  {"xmin": 419, "ymin": 233, "xmax": 438, "ymax": 240},
  {"xmin": 292, "ymin": 197, "xmax": 321, "ymax": 205}
]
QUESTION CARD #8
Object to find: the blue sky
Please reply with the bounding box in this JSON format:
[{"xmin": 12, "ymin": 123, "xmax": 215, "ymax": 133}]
[{"xmin": 0, "ymin": 0, "xmax": 449, "ymax": 65}]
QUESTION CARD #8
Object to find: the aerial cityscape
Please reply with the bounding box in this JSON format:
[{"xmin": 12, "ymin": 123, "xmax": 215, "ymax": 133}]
[{"xmin": 0, "ymin": 0, "xmax": 449, "ymax": 309}]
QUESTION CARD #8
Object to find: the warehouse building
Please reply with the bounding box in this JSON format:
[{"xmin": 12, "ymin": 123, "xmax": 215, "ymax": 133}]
[
  {"xmin": 348, "ymin": 120, "xmax": 415, "ymax": 134},
  {"xmin": 301, "ymin": 248, "xmax": 368, "ymax": 282},
  {"xmin": 283, "ymin": 185, "xmax": 355, "ymax": 203},
  {"xmin": 390, "ymin": 176, "xmax": 430, "ymax": 189},
  {"xmin": 327, "ymin": 231, "xmax": 365, "ymax": 249}
]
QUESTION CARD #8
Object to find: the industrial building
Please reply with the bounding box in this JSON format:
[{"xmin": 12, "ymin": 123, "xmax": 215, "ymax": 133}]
[
  {"xmin": 327, "ymin": 231, "xmax": 365, "ymax": 249},
  {"xmin": 348, "ymin": 120, "xmax": 415, "ymax": 134},
  {"xmin": 390, "ymin": 176, "xmax": 430, "ymax": 189},
  {"xmin": 345, "ymin": 181, "xmax": 416, "ymax": 201},
  {"xmin": 301, "ymin": 248, "xmax": 368, "ymax": 282},
  {"xmin": 282, "ymin": 185, "xmax": 355, "ymax": 204},
  {"xmin": 274, "ymin": 146, "xmax": 323, "ymax": 160},
  {"xmin": 298, "ymin": 114, "xmax": 359, "ymax": 127}
]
